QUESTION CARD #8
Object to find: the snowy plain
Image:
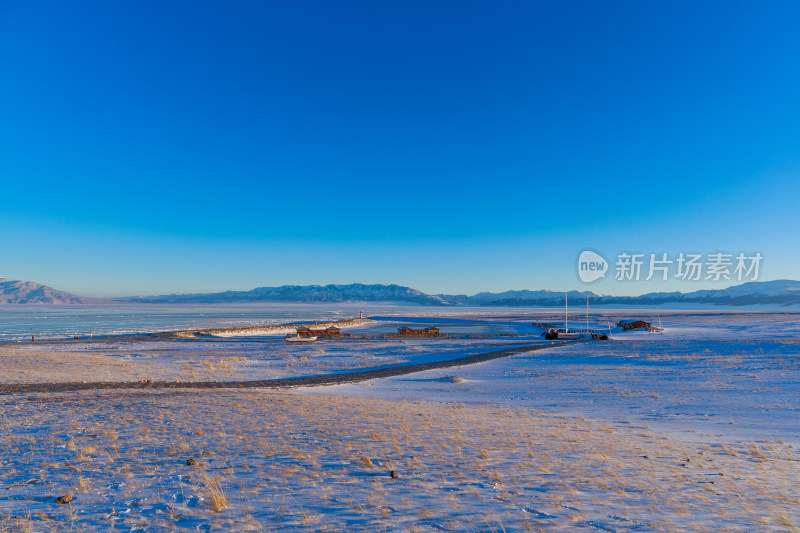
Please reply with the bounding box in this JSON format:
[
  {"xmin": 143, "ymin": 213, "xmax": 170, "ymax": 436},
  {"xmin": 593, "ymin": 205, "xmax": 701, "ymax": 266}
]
[{"xmin": 0, "ymin": 309, "xmax": 798, "ymax": 531}]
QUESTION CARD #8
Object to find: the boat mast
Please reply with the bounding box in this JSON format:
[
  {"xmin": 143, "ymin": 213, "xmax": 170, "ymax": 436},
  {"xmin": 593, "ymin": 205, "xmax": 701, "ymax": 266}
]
[
  {"xmin": 586, "ymin": 295, "xmax": 589, "ymax": 333},
  {"xmin": 565, "ymin": 292, "xmax": 568, "ymax": 333}
]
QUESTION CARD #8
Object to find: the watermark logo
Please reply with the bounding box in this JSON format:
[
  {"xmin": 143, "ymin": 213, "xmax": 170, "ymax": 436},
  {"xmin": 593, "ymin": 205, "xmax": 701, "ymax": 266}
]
[
  {"xmin": 614, "ymin": 252, "xmax": 762, "ymax": 281},
  {"xmin": 577, "ymin": 250, "xmax": 608, "ymax": 283},
  {"xmin": 577, "ymin": 250, "xmax": 763, "ymax": 283}
]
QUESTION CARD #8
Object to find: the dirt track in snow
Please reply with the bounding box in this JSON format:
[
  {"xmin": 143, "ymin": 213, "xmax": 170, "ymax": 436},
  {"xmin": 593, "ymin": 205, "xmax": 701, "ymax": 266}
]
[{"xmin": 0, "ymin": 341, "xmax": 570, "ymax": 394}]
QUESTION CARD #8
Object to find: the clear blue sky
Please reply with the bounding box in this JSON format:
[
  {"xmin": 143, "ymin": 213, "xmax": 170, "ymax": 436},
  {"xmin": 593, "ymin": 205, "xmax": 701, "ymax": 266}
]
[{"xmin": 1, "ymin": 1, "xmax": 798, "ymax": 297}]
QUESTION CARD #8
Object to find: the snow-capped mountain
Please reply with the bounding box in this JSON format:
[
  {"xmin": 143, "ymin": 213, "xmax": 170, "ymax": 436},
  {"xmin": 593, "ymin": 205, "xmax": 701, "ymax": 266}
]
[
  {"xmin": 606, "ymin": 280, "xmax": 800, "ymax": 306},
  {"xmin": 118, "ymin": 283, "xmax": 452, "ymax": 305},
  {"xmin": 0, "ymin": 278, "xmax": 104, "ymax": 304}
]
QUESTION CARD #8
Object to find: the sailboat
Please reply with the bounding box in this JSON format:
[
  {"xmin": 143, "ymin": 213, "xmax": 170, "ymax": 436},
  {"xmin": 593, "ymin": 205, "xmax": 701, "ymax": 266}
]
[
  {"xmin": 651, "ymin": 310, "xmax": 664, "ymax": 333},
  {"xmin": 285, "ymin": 333, "xmax": 317, "ymax": 343},
  {"xmin": 556, "ymin": 292, "xmax": 584, "ymax": 340}
]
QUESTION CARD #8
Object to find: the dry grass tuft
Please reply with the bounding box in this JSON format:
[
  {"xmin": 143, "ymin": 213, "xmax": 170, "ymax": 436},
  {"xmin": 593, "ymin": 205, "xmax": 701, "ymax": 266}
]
[
  {"xmin": 359, "ymin": 456, "xmax": 376, "ymax": 468},
  {"xmin": 196, "ymin": 470, "xmax": 227, "ymax": 512}
]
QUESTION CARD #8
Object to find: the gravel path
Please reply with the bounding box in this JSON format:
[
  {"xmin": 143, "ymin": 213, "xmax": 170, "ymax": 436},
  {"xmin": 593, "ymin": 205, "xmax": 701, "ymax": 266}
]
[{"xmin": 0, "ymin": 341, "xmax": 570, "ymax": 395}]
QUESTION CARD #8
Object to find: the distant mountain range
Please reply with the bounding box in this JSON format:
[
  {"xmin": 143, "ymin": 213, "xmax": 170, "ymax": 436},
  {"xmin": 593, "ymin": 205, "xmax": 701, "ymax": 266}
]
[
  {"xmin": 117, "ymin": 280, "xmax": 800, "ymax": 307},
  {"xmin": 457, "ymin": 280, "xmax": 800, "ymax": 307},
  {"xmin": 2, "ymin": 278, "xmax": 800, "ymax": 307}
]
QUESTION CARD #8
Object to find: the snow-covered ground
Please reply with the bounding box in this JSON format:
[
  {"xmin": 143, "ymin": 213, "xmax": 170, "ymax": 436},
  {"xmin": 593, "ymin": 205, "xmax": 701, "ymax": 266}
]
[
  {"xmin": 3, "ymin": 335, "xmax": 544, "ymax": 384},
  {"xmin": 0, "ymin": 311, "xmax": 798, "ymax": 530},
  {"xmin": 313, "ymin": 337, "xmax": 800, "ymax": 445}
]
